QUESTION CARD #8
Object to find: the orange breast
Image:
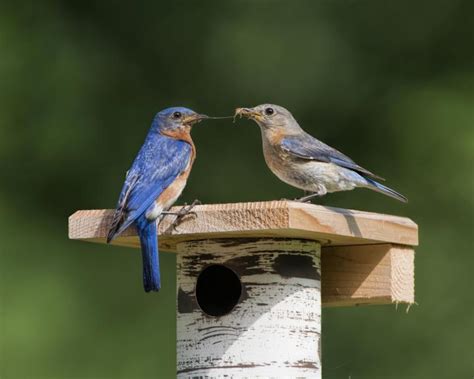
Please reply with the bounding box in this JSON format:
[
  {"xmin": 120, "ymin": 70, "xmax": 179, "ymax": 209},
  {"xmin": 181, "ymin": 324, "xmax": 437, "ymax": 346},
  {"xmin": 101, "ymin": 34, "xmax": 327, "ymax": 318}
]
[
  {"xmin": 161, "ymin": 127, "xmax": 196, "ymax": 165},
  {"xmin": 156, "ymin": 127, "xmax": 196, "ymax": 210},
  {"xmin": 267, "ymin": 128, "xmax": 286, "ymax": 146}
]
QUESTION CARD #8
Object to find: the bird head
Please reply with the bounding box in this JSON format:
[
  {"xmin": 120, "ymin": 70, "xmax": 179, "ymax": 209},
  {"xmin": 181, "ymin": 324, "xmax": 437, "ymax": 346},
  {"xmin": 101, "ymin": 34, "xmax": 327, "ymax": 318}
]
[
  {"xmin": 234, "ymin": 104, "xmax": 299, "ymax": 133},
  {"xmin": 155, "ymin": 107, "xmax": 209, "ymax": 133}
]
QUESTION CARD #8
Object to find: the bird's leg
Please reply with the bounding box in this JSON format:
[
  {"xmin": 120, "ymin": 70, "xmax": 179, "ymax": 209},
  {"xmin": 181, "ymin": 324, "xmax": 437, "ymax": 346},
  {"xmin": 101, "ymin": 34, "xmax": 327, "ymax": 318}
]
[
  {"xmin": 281, "ymin": 191, "xmax": 312, "ymax": 202},
  {"xmin": 294, "ymin": 192, "xmax": 321, "ymax": 203},
  {"xmin": 162, "ymin": 199, "xmax": 201, "ymax": 230},
  {"xmin": 171, "ymin": 199, "xmax": 201, "ymax": 229}
]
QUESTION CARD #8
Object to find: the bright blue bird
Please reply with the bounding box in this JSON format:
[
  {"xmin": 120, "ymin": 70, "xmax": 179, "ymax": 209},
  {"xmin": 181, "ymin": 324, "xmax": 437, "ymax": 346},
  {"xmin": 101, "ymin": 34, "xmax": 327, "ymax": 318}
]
[{"xmin": 107, "ymin": 107, "xmax": 208, "ymax": 292}]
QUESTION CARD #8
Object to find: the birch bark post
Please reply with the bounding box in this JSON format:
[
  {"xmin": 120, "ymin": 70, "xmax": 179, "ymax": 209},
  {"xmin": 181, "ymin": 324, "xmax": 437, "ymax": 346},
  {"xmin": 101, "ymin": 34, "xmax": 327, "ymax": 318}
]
[{"xmin": 176, "ymin": 238, "xmax": 322, "ymax": 378}]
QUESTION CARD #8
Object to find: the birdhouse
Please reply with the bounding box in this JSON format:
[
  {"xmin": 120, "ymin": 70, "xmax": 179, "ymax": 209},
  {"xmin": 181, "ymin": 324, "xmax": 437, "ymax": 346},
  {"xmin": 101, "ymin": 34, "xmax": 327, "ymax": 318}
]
[{"xmin": 69, "ymin": 200, "xmax": 418, "ymax": 378}]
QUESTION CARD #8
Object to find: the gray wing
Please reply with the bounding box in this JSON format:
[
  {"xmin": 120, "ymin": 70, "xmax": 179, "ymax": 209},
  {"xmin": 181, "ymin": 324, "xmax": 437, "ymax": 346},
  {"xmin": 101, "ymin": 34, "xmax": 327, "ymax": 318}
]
[{"xmin": 280, "ymin": 133, "xmax": 384, "ymax": 180}]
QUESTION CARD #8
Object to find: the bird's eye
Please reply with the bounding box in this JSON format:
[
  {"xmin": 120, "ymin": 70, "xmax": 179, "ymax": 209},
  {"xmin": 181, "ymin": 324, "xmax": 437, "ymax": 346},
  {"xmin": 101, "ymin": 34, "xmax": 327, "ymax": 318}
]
[
  {"xmin": 265, "ymin": 107, "xmax": 274, "ymax": 116},
  {"xmin": 173, "ymin": 111, "xmax": 182, "ymax": 119}
]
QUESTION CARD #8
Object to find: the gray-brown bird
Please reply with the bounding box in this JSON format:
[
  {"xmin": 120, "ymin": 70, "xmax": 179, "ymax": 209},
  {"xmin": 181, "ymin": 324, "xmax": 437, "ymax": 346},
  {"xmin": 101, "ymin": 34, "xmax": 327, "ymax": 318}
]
[{"xmin": 235, "ymin": 104, "xmax": 407, "ymax": 203}]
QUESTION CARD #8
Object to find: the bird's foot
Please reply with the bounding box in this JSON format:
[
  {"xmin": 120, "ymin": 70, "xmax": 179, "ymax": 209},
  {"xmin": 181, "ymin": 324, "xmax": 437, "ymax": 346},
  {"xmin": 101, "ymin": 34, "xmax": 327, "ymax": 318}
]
[
  {"xmin": 293, "ymin": 192, "xmax": 321, "ymax": 203},
  {"xmin": 162, "ymin": 200, "xmax": 201, "ymax": 230}
]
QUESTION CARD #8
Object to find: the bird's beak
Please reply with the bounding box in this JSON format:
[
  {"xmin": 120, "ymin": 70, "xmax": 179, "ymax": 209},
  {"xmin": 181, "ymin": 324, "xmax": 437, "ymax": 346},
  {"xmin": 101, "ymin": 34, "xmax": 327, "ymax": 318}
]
[
  {"xmin": 234, "ymin": 107, "xmax": 263, "ymax": 122},
  {"xmin": 183, "ymin": 113, "xmax": 209, "ymax": 125}
]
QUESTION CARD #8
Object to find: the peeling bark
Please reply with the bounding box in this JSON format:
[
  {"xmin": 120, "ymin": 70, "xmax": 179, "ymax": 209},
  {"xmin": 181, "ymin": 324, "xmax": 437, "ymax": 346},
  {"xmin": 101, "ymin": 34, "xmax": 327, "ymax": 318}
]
[{"xmin": 177, "ymin": 238, "xmax": 321, "ymax": 378}]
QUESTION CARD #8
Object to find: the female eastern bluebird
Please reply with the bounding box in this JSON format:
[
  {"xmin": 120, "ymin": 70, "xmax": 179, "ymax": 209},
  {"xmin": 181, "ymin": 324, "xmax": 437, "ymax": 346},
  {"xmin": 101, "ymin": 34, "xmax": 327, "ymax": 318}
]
[
  {"xmin": 235, "ymin": 104, "xmax": 407, "ymax": 203},
  {"xmin": 107, "ymin": 107, "xmax": 208, "ymax": 292}
]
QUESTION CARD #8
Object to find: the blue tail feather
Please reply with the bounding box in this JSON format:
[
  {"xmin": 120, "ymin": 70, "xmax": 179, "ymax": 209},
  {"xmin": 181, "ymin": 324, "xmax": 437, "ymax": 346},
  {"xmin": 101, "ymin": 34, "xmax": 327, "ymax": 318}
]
[
  {"xmin": 136, "ymin": 215, "xmax": 161, "ymax": 292},
  {"xmin": 365, "ymin": 178, "xmax": 408, "ymax": 203}
]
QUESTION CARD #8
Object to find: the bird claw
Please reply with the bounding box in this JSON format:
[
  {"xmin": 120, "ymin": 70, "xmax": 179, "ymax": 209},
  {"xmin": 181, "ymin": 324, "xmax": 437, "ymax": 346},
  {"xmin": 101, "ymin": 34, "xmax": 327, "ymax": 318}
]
[
  {"xmin": 293, "ymin": 192, "xmax": 321, "ymax": 203},
  {"xmin": 169, "ymin": 200, "xmax": 201, "ymax": 230},
  {"xmin": 279, "ymin": 196, "xmax": 313, "ymax": 203},
  {"xmin": 279, "ymin": 193, "xmax": 318, "ymax": 203},
  {"xmin": 293, "ymin": 198, "xmax": 312, "ymax": 203}
]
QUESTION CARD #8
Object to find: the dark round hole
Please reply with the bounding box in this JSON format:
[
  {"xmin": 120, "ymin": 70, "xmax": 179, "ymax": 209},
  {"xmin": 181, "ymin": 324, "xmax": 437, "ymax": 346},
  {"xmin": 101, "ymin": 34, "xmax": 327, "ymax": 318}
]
[{"xmin": 196, "ymin": 265, "xmax": 242, "ymax": 317}]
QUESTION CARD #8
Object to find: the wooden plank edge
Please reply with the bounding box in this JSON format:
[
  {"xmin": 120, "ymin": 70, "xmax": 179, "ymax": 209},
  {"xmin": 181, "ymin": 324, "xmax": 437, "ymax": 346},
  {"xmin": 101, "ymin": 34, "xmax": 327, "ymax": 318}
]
[
  {"xmin": 69, "ymin": 201, "xmax": 418, "ymax": 247},
  {"xmin": 321, "ymin": 244, "xmax": 415, "ymax": 307},
  {"xmin": 289, "ymin": 203, "xmax": 418, "ymax": 246}
]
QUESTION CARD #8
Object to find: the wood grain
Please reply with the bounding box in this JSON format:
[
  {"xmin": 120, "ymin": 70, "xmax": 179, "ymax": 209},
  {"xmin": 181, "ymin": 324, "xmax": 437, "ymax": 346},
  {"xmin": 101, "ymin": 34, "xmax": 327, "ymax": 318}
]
[
  {"xmin": 322, "ymin": 244, "xmax": 414, "ymax": 307},
  {"xmin": 68, "ymin": 200, "xmax": 418, "ymax": 250},
  {"xmin": 177, "ymin": 238, "xmax": 321, "ymax": 378},
  {"xmin": 68, "ymin": 201, "xmax": 416, "ymax": 307}
]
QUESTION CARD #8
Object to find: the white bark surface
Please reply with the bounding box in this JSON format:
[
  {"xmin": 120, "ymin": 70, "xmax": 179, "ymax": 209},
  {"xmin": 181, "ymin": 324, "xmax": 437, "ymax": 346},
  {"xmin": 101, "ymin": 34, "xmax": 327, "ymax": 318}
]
[{"xmin": 177, "ymin": 238, "xmax": 321, "ymax": 379}]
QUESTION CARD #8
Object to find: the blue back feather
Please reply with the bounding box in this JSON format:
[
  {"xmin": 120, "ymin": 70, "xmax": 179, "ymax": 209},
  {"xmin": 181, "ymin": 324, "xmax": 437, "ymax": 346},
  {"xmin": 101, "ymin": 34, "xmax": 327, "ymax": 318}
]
[{"xmin": 108, "ymin": 129, "xmax": 192, "ymax": 241}]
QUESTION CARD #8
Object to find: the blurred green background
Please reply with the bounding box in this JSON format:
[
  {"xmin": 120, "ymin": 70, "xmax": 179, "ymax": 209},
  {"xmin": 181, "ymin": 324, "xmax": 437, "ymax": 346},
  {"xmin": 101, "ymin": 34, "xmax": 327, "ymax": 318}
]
[{"xmin": 1, "ymin": 0, "xmax": 473, "ymax": 378}]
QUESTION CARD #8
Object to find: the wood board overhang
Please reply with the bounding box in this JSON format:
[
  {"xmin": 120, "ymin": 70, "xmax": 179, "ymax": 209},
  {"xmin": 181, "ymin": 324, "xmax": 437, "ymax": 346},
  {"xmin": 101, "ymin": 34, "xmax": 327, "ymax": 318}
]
[{"xmin": 68, "ymin": 200, "xmax": 418, "ymax": 251}]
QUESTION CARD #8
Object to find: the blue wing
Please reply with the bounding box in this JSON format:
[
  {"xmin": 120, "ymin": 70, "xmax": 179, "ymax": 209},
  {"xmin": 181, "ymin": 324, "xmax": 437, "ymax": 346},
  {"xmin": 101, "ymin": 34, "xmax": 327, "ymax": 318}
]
[
  {"xmin": 281, "ymin": 133, "xmax": 384, "ymax": 180},
  {"xmin": 107, "ymin": 133, "xmax": 192, "ymax": 242}
]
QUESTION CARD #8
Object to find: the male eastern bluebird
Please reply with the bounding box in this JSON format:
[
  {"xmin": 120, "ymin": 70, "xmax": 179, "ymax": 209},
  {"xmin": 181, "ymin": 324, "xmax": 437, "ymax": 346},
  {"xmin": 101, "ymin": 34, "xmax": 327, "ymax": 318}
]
[
  {"xmin": 235, "ymin": 104, "xmax": 407, "ymax": 203},
  {"xmin": 107, "ymin": 107, "xmax": 208, "ymax": 292}
]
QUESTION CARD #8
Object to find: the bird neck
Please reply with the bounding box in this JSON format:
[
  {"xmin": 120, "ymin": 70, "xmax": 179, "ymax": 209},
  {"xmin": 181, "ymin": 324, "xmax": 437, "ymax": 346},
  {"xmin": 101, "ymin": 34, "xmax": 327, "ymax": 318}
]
[
  {"xmin": 261, "ymin": 125, "xmax": 300, "ymax": 146},
  {"xmin": 160, "ymin": 128, "xmax": 196, "ymax": 163},
  {"xmin": 160, "ymin": 127, "xmax": 192, "ymax": 143}
]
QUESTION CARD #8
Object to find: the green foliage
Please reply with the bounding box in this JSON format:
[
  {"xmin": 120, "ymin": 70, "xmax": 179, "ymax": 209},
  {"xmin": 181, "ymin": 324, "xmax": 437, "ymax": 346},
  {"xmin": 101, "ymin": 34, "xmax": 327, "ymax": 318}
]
[{"xmin": 1, "ymin": 1, "xmax": 473, "ymax": 377}]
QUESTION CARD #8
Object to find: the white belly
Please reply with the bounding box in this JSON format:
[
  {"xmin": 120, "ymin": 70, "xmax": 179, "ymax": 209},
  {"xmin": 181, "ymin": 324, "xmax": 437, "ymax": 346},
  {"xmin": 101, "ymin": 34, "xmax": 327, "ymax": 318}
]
[
  {"xmin": 145, "ymin": 202, "xmax": 163, "ymax": 220},
  {"xmin": 145, "ymin": 176, "xmax": 187, "ymax": 220},
  {"xmin": 270, "ymin": 159, "xmax": 366, "ymax": 194}
]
